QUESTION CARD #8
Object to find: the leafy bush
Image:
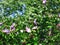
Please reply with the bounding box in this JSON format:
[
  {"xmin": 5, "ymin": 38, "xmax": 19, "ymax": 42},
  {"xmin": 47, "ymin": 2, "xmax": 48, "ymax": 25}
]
[{"xmin": 0, "ymin": 0, "xmax": 60, "ymax": 45}]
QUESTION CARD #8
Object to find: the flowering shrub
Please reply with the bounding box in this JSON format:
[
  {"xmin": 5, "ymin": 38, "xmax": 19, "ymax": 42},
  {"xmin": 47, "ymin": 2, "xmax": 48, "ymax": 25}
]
[{"xmin": 0, "ymin": 0, "xmax": 60, "ymax": 45}]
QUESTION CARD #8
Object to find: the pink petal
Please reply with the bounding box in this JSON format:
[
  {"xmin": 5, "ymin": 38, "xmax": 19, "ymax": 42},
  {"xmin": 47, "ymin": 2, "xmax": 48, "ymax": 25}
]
[
  {"xmin": 10, "ymin": 23, "xmax": 15, "ymax": 31},
  {"xmin": 26, "ymin": 26, "xmax": 31, "ymax": 33},
  {"xmin": 34, "ymin": 19, "xmax": 37, "ymax": 25},
  {"xmin": 2, "ymin": 29, "xmax": 10, "ymax": 34},
  {"xmin": 10, "ymin": 26, "xmax": 15, "ymax": 31}
]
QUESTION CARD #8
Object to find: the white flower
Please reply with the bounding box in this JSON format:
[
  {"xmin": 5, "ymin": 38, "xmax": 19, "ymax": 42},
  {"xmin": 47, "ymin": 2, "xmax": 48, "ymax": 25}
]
[
  {"xmin": 43, "ymin": 0, "xmax": 46, "ymax": 4},
  {"xmin": 32, "ymin": 26, "xmax": 37, "ymax": 30},
  {"xmin": 20, "ymin": 30, "xmax": 24, "ymax": 33},
  {"xmin": 0, "ymin": 22, "xmax": 3, "ymax": 26},
  {"xmin": 12, "ymin": 23, "xmax": 15, "ymax": 26}
]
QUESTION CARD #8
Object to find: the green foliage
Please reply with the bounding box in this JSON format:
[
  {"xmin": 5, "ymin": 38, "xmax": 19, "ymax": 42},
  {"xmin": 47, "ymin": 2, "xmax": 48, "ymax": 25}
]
[{"xmin": 0, "ymin": 0, "xmax": 60, "ymax": 45}]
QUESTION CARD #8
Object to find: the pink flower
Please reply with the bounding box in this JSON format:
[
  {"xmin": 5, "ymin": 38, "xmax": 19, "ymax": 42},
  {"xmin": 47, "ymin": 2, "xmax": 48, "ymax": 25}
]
[
  {"xmin": 34, "ymin": 19, "xmax": 37, "ymax": 25},
  {"xmin": 32, "ymin": 26, "xmax": 37, "ymax": 30},
  {"xmin": 26, "ymin": 26, "xmax": 31, "ymax": 33},
  {"xmin": 2, "ymin": 29, "xmax": 10, "ymax": 34},
  {"xmin": 10, "ymin": 23, "xmax": 15, "ymax": 31},
  {"xmin": 10, "ymin": 26, "xmax": 15, "ymax": 31},
  {"xmin": 42, "ymin": 0, "xmax": 46, "ymax": 4}
]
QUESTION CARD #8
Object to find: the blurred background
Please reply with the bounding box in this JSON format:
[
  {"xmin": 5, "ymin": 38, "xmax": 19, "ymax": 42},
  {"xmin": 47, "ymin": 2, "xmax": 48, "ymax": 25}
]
[{"xmin": 0, "ymin": 0, "xmax": 60, "ymax": 45}]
